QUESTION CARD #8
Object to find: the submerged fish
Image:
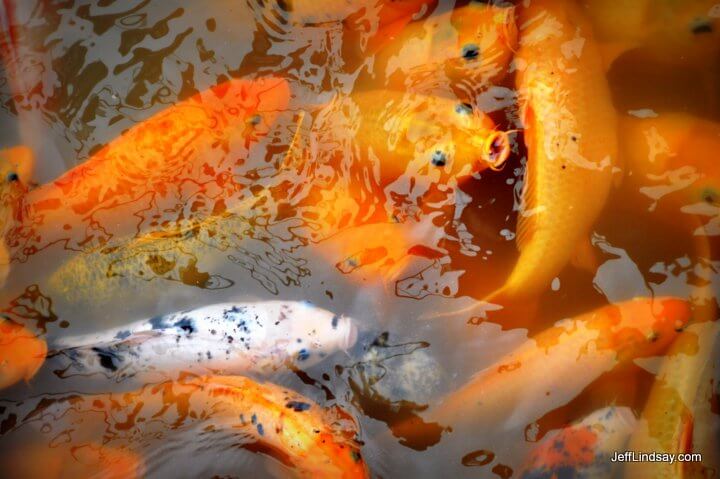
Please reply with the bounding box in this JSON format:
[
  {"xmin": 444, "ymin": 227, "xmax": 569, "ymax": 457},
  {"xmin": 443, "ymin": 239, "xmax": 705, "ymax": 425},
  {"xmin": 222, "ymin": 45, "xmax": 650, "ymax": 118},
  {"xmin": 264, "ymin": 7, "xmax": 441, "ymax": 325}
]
[
  {"xmin": 585, "ymin": 0, "xmax": 720, "ymax": 68},
  {"xmin": 351, "ymin": 89, "xmax": 510, "ymax": 182},
  {"xmin": 373, "ymin": 2, "xmax": 518, "ymax": 91},
  {"xmin": 492, "ymin": 0, "xmax": 617, "ymax": 301},
  {"xmin": 429, "ymin": 297, "xmax": 689, "ymax": 432},
  {"xmin": 4, "ymin": 442, "xmax": 144, "ymax": 479},
  {"xmin": 520, "ymin": 406, "xmax": 637, "ymax": 479},
  {"xmin": 5, "ymin": 76, "xmax": 291, "ymax": 261},
  {"xmin": 0, "ymin": 145, "xmax": 34, "ymax": 286},
  {"xmin": 2, "ymin": 375, "xmax": 369, "ymax": 478},
  {"xmin": 621, "ymin": 113, "xmax": 720, "ymax": 208},
  {"xmin": 626, "ymin": 320, "xmax": 720, "ymax": 478},
  {"xmin": 51, "ymin": 301, "xmax": 357, "ymax": 381},
  {"xmin": 0, "ymin": 316, "xmax": 46, "ymax": 390}
]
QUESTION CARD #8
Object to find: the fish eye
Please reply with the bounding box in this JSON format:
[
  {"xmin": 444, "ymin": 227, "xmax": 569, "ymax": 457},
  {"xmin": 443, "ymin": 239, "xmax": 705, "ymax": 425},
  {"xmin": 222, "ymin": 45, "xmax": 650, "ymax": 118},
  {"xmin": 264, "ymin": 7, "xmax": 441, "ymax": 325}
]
[
  {"xmin": 431, "ymin": 150, "xmax": 447, "ymax": 167},
  {"xmin": 461, "ymin": 43, "xmax": 480, "ymax": 60},
  {"xmin": 701, "ymin": 187, "xmax": 719, "ymax": 205},
  {"xmin": 6, "ymin": 171, "xmax": 19, "ymax": 182},
  {"xmin": 455, "ymin": 103, "xmax": 473, "ymax": 115}
]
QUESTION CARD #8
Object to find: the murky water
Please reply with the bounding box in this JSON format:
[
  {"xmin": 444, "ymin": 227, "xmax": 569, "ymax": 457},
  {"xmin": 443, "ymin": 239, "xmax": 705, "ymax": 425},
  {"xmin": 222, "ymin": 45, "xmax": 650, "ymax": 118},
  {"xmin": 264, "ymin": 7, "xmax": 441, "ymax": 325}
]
[{"xmin": 0, "ymin": 1, "xmax": 718, "ymax": 478}]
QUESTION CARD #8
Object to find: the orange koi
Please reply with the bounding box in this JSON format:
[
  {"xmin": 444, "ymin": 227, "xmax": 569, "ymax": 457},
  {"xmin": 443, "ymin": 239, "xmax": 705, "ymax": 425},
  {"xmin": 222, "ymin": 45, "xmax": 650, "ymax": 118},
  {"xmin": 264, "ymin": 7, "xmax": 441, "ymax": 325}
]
[
  {"xmin": 6, "ymin": 375, "xmax": 369, "ymax": 479},
  {"xmin": 372, "ymin": 2, "xmax": 517, "ymax": 92},
  {"xmin": 0, "ymin": 145, "xmax": 34, "ymax": 286},
  {"xmin": 492, "ymin": 0, "xmax": 618, "ymax": 301},
  {"xmin": 4, "ymin": 442, "xmax": 144, "ymax": 479},
  {"xmin": 4, "ymin": 76, "xmax": 291, "ymax": 261},
  {"xmin": 428, "ymin": 298, "xmax": 689, "ymax": 432},
  {"xmin": 0, "ymin": 316, "xmax": 46, "ymax": 390},
  {"xmin": 620, "ymin": 113, "xmax": 720, "ymax": 210}
]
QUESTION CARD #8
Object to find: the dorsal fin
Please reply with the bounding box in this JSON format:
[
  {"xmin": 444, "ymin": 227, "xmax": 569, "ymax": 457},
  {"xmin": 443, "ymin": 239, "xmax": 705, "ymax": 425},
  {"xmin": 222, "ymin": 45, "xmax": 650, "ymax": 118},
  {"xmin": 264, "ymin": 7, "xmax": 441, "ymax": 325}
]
[{"xmin": 516, "ymin": 102, "xmax": 539, "ymax": 253}]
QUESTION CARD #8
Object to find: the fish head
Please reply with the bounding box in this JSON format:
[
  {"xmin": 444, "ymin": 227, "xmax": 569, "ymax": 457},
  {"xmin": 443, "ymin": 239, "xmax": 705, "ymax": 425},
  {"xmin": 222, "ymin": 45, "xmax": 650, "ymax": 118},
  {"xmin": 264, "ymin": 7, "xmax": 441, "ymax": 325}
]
[
  {"xmin": 202, "ymin": 76, "xmax": 292, "ymax": 142},
  {"xmin": 0, "ymin": 145, "xmax": 34, "ymax": 210},
  {"xmin": 392, "ymin": 94, "xmax": 508, "ymax": 176},
  {"xmin": 601, "ymin": 297, "xmax": 691, "ymax": 361},
  {"xmin": 0, "ymin": 316, "xmax": 47, "ymax": 390},
  {"xmin": 282, "ymin": 302, "xmax": 358, "ymax": 366},
  {"xmin": 447, "ymin": 3, "xmax": 518, "ymax": 87}
]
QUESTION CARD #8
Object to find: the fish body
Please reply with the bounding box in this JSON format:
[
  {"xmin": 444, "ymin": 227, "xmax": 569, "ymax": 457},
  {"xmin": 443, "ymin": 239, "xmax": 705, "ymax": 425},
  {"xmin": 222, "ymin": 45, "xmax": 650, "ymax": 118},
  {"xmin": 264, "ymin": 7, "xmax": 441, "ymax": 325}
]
[
  {"xmin": 52, "ymin": 301, "xmax": 357, "ymax": 381},
  {"xmin": 430, "ymin": 297, "xmax": 689, "ymax": 431},
  {"xmin": 0, "ymin": 146, "xmax": 34, "ymax": 286},
  {"xmin": 5, "ymin": 77, "xmax": 291, "ymax": 261},
  {"xmin": 0, "ymin": 316, "xmax": 46, "ymax": 390},
  {"xmin": 351, "ymin": 89, "xmax": 507, "ymax": 182},
  {"xmin": 2, "ymin": 375, "xmax": 369, "ymax": 478},
  {"xmin": 625, "ymin": 320, "xmax": 720, "ymax": 479},
  {"xmin": 495, "ymin": 0, "xmax": 617, "ymax": 300},
  {"xmin": 520, "ymin": 406, "xmax": 637, "ymax": 479},
  {"xmin": 621, "ymin": 113, "xmax": 720, "ymax": 208},
  {"xmin": 586, "ymin": 0, "xmax": 720, "ymax": 68}
]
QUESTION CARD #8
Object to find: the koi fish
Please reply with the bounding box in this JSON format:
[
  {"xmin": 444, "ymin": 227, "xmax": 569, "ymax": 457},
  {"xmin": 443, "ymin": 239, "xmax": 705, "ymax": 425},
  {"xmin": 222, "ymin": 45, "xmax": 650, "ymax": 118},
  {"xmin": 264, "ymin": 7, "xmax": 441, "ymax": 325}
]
[
  {"xmin": 2, "ymin": 375, "xmax": 370, "ymax": 478},
  {"xmin": 0, "ymin": 145, "xmax": 34, "ymax": 286},
  {"xmin": 493, "ymin": 0, "xmax": 617, "ymax": 301},
  {"xmin": 372, "ymin": 2, "xmax": 518, "ymax": 91},
  {"xmin": 429, "ymin": 297, "xmax": 689, "ymax": 431},
  {"xmin": 620, "ymin": 113, "xmax": 720, "ymax": 209},
  {"xmin": 4, "ymin": 76, "xmax": 291, "ymax": 261},
  {"xmin": 351, "ymin": 89, "xmax": 510, "ymax": 182},
  {"xmin": 625, "ymin": 320, "xmax": 720, "ymax": 478},
  {"xmin": 51, "ymin": 301, "xmax": 357, "ymax": 381},
  {"xmin": 0, "ymin": 316, "xmax": 46, "ymax": 390},
  {"xmin": 4, "ymin": 443, "xmax": 144, "ymax": 479},
  {"xmin": 520, "ymin": 406, "xmax": 637, "ymax": 479},
  {"xmin": 585, "ymin": 0, "xmax": 720, "ymax": 69}
]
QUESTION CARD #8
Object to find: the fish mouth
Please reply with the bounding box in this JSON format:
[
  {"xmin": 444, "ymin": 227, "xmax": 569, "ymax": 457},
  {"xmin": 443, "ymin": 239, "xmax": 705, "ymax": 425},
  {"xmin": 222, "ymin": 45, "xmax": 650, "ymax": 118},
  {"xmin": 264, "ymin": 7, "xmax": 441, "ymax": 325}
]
[{"xmin": 342, "ymin": 317, "xmax": 359, "ymax": 351}]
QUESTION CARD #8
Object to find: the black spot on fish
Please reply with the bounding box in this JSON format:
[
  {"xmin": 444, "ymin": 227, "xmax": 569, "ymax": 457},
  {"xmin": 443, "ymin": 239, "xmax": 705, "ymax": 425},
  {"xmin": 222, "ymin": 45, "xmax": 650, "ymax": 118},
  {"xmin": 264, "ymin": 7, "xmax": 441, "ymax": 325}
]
[
  {"xmin": 227, "ymin": 336, "xmax": 234, "ymax": 343},
  {"xmin": 461, "ymin": 43, "xmax": 480, "ymax": 60},
  {"xmin": 285, "ymin": 401, "xmax": 311, "ymax": 412},
  {"xmin": 149, "ymin": 315, "xmax": 166, "ymax": 330},
  {"xmin": 174, "ymin": 317, "xmax": 195, "ymax": 334},
  {"xmin": 257, "ymin": 423, "xmax": 265, "ymax": 436},
  {"xmin": 431, "ymin": 150, "xmax": 447, "ymax": 167},
  {"xmin": 114, "ymin": 330, "xmax": 131, "ymax": 340},
  {"xmin": 331, "ymin": 315, "xmax": 339, "ymax": 329},
  {"xmin": 251, "ymin": 413, "xmax": 257, "ymax": 425},
  {"xmin": 297, "ymin": 349, "xmax": 310, "ymax": 361},
  {"xmin": 92, "ymin": 347, "xmax": 120, "ymax": 372}
]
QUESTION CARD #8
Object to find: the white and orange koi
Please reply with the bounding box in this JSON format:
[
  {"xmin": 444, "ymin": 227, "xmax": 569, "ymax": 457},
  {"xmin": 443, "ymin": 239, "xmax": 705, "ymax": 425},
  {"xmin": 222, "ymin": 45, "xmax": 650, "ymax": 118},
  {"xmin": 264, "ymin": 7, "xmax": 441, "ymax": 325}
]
[{"xmin": 3, "ymin": 375, "xmax": 370, "ymax": 478}]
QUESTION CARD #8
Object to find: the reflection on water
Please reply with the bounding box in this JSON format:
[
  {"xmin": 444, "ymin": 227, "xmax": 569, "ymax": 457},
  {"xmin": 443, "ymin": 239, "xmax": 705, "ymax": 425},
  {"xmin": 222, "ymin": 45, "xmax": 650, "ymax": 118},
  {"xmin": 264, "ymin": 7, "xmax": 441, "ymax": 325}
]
[{"xmin": 0, "ymin": 0, "xmax": 719, "ymax": 477}]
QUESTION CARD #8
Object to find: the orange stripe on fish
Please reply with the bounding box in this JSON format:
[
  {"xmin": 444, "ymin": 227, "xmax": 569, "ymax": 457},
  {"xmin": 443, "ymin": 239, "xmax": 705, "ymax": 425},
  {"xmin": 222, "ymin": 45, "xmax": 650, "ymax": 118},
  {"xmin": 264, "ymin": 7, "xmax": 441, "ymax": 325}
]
[
  {"xmin": 7, "ymin": 375, "xmax": 369, "ymax": 478},
  {"xmin": 489, "ymin": 0, "xmax": 618, "ymax": 303},
  {"xmin": 5, "ymin": 76, "xmax": 291, "ymax": 260},
  {"xmin": 0, "ymin": 316, "xmax": 46, "ymax": 390},
  {"xmin": 427, "ymin": 298, "xmax": 689, "ymax": 432}
]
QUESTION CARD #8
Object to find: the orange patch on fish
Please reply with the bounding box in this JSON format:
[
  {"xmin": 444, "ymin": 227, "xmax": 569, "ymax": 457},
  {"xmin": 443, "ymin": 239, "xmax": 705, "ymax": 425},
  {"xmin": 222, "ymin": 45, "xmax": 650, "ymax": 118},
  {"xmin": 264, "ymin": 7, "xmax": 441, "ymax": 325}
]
[
  {"xmin": 6, "ymin": 77, "xmax": 291, "ymax": 260},
  {"xmin": 0, "ymin": 317, "xmax": 46, "ymax": 390}
]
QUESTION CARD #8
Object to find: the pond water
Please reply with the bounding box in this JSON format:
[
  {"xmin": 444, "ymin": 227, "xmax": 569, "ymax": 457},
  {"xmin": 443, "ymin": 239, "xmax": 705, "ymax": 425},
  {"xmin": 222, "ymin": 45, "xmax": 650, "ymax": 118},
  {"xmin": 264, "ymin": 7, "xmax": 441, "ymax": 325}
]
[{"xmin": 0, "ymin": 0, "xmax": 718, "ymax": 478}]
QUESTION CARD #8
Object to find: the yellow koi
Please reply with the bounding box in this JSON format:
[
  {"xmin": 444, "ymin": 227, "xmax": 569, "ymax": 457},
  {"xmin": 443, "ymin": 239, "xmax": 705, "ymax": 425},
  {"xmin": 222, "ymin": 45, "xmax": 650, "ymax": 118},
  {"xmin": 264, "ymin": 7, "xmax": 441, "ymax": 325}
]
[{"xmin": 493, "ymin": 0, "xmax": 617, "ymax": 301}]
